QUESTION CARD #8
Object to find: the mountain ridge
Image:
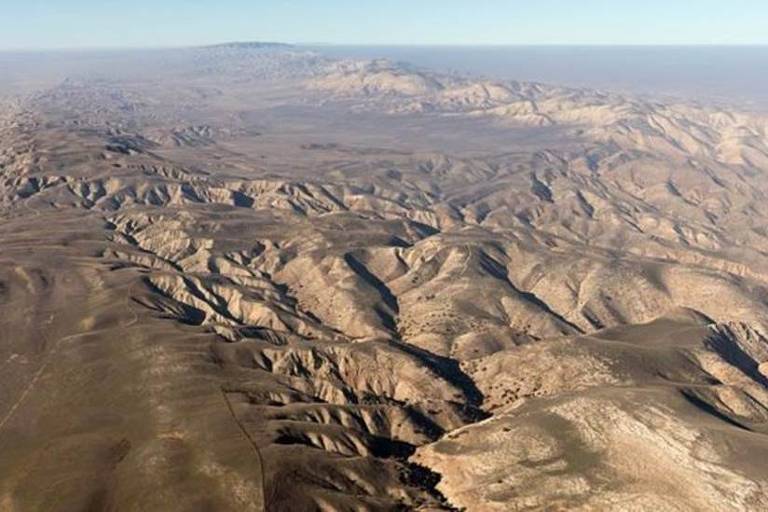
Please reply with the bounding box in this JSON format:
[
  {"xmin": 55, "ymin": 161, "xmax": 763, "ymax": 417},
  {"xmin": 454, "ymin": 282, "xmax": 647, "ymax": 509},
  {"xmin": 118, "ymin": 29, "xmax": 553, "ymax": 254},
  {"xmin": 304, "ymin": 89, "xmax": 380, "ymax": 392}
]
[{"xmin": 1, "ymin": 46, "xmax": 768, "ymax": 511}]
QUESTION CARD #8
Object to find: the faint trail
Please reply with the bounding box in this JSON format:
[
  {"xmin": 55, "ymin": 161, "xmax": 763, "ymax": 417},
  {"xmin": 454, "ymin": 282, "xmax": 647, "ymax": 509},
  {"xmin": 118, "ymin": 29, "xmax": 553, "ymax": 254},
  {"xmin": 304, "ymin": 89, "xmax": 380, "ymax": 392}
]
[
  {"xmin": 221, "ymin": 388, "xmax": 267, "ymax": 511},
  {"xmin": 22, "ymin": 195, "xmax": 41, "ymax": 220},
  {"xmin": 122, "ymin": 280, "xmax": 140, "ymax": 329},
  {"xmin": 0, "ymin": 278, "xmax": 140, "ymax": 438},
  {"xmin": 0, "ymin": 337, "xmax": 52, "ymax": 433}
]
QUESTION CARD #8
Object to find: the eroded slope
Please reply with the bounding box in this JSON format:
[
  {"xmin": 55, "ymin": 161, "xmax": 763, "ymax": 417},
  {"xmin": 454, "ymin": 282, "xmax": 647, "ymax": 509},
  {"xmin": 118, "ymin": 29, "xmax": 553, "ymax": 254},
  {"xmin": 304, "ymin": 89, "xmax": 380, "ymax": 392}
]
[{"xmin": 1, "ymin": 47, "xmax": 768, "ymax": 511}]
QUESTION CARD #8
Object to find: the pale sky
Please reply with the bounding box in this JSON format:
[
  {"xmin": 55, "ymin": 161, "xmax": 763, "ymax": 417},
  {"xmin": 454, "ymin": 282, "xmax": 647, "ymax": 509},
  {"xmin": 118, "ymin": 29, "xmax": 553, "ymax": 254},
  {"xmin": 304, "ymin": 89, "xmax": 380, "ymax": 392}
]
[{"xmin": 2, "ymin": 0, "xmax": 767, "ymax": 50}]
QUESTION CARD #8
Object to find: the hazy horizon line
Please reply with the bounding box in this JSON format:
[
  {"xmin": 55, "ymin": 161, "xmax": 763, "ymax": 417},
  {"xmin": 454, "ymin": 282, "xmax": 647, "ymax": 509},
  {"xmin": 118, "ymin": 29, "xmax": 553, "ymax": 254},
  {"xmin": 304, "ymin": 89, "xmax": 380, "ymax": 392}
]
[{"xmin": 2, "ymin": 41, "xmax": 768, "ymax": 53}]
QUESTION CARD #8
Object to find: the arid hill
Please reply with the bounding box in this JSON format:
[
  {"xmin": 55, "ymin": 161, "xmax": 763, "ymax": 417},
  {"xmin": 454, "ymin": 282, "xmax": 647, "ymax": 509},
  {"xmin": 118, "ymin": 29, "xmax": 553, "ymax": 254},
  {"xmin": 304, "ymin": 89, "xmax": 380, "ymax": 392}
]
[{"xmin": 1, "ymin": 46, "xmax": 768, "ymax": 511}]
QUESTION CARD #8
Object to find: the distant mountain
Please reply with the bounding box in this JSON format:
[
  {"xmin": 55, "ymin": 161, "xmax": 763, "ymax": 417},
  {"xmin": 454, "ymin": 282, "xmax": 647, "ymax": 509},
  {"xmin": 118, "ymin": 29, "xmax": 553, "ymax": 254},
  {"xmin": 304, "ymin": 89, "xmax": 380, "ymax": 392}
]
[{"xmin": 202, "ymin": 41, "xmax": 293, "ymax": 50}]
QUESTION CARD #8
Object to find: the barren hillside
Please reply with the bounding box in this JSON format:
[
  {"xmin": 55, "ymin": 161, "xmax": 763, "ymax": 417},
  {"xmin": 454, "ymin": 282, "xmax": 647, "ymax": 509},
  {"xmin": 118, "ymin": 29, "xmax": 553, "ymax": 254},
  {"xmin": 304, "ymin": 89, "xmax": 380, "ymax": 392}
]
[{"xmin": 1, "ymin": 46, "xmax": 768, "ymax": 511}]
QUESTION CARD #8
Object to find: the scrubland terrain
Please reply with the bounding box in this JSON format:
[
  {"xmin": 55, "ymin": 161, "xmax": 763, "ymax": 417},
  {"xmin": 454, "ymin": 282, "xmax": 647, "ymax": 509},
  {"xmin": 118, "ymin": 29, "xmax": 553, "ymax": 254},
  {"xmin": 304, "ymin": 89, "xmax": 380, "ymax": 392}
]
[{"xmin": 1, "ymin": 44, "xmax": 768, "ymax": 511}]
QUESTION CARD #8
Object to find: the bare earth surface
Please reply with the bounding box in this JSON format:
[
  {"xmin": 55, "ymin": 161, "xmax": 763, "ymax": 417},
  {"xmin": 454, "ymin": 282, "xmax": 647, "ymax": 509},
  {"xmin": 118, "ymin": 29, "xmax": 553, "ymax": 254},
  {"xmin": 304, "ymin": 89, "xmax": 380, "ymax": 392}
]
[{"xmin": 2, "ymin": 45, "xmax": 768, "ymax": 511}]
